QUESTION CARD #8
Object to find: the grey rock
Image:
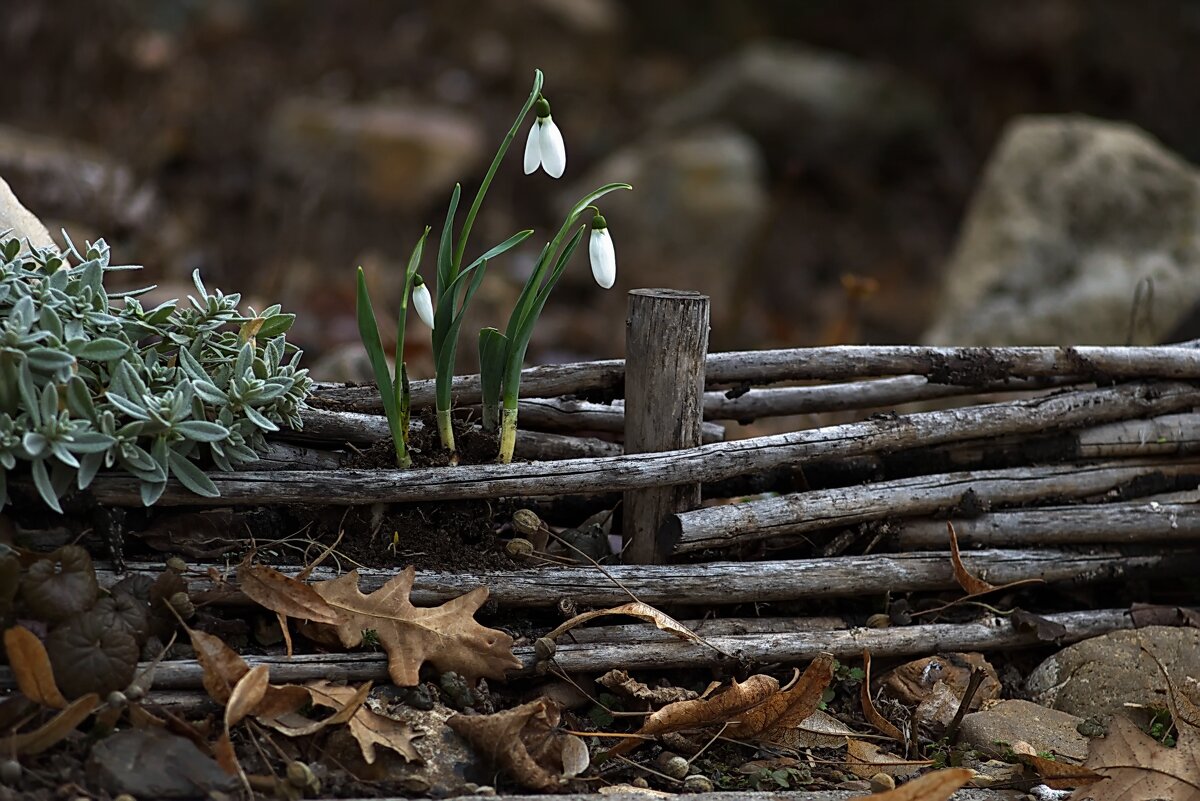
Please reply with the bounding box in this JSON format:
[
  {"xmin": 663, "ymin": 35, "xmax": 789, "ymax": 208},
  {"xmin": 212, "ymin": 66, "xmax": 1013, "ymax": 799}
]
[
  {"xmin": 924, "ymin": 116, "xmax": 1200, "ymax": 345},
  {"xmin": 959, "ymin": 699, "xmax": 1088, "ymax": 762},
  {"xmin": 655, "ymin": 41, "xmax": 943, "ymax": 161},
  {"xmin": 0, "ymin": 174, "xmax": 54, "ymax": 251},
  {"xmin": 265, "ymin": 97, "xmax": 484, "ymax": 210},
  {"xmin": 1026, "ymin": 625, "xmax": 1200, "ymax": 725},
  {"xmin": 87, "ymin": 729, "xmax": 237, "ymax": 799},
  {"xmin": 560, "ymin": 126, "xmax": 767, "ymax": 334},
  {"xmin": 0, "ymin": 125, "xmax": 156, "ymax": 232}
]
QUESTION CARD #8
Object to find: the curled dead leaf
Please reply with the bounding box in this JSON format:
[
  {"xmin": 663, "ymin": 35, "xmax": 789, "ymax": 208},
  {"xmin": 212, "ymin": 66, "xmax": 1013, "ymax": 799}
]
[
  {"xmin": 846, "ymin": 738, "xmax": 932, "ymax": 779},
  {"xmin": 605, "ymin": 673, "xmax": 781, "ymax": 758},
  {"xmin": 728, "ymin": 653, "xmax": 835, "ymax": 744},
  {"xmin": 449, "ymin": 698, "xmax": 578, "ymax": 791},
  {"xmin": 861, "ymin": 650, "xmax": 904, "ymax": 743}
]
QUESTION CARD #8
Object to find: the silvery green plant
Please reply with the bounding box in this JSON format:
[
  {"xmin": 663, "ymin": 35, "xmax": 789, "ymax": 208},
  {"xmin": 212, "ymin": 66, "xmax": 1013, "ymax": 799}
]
[{"xmin": 0, "ymin": 232, "xmax": 313, "ymax": 511}]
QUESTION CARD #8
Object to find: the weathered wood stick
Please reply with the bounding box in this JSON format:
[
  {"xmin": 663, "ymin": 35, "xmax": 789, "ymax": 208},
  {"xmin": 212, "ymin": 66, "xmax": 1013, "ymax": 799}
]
[
  {"xmin": 104, "ymin": 548, "xmax": 1189, "ymax": 608},
  {"xmin": 893, "ymin": 492, "xmax": 1200, "ymax": 549},
  {"xmin": 623, "ymin": 289, "xmax": 710, "ymax": 564},
  {"xmin": 563, "ymin": 616, "xmax": 850, "ymax": 643},
  {"xmin": 670, "ymin": 458, "xmax": 1200, "ymax": 553},
  {"xmin": 85, "ymin": 381, "xmax": 1200, "ymax": 506},
  {"xmin": 893, "ymin": 413, "xmax": 1200, "ymax": 476},
  {"xmin": 310, "ymin": 345, "xmax": 1200, "ymax": 410},
  {"xmin": 0, "ymin": 609, "xmax": 1131, "ymax": 691},
  {"xmin": 288, "ymin": 408, "xmax": 621, "ymax": 459},
  {"xmin": 703, "ymin": 375, "xmax": 1073, "ymax": 421}
]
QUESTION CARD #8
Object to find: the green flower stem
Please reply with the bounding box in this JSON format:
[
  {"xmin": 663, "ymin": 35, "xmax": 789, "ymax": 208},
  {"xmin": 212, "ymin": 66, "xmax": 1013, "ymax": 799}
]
[
  {"xmin": 432, "ymin": 71, "xmax": 544, "ymax": 456},
  {"xmin": 498, "ymin": 405, "xmax": 519, "ymax": 465}
]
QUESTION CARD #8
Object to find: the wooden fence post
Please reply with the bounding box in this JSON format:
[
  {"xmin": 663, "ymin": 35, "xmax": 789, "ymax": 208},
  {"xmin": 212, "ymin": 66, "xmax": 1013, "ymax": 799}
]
[{"xmin": 623, "ymin": 288, "xmax": 710, "ymax": 563}]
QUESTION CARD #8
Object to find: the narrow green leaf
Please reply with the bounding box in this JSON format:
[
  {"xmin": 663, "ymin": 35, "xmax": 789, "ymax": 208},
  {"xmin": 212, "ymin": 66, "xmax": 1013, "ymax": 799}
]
[
  {"xmin": 354, "ymin": 267, "xmax": 398, "ymax": 426},
  {"xmin": 31, "ymin": 460, "xmax": 63, "ymax": 513},
  {"xmin": 478, "ymin": 327, "xmax": 507, "ymax": 431},
  {"xmin": 75, "ymin": 338, "xmax": 130, "ymax": 361},
  {"xmin": 173, "ymin": 420, "xmax": 230, "ymax": 442},
  {"xmin": 168, "ymin": 449, "xmax": 220, "ymax": 497}
]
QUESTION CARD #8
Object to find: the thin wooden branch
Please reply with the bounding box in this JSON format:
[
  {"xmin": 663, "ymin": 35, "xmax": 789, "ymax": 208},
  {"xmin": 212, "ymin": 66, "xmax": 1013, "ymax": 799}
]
[
  {"xmin": 0, "ymin": 609, "xmax": 1132, "ymax": 692},
  {"xmin": 703, "ymin": 375, "xmax": 1073, "ymax": 421},
  {"xmin": 289, "ymin": 408, "xmax": 621, "ymax": 459},
  {"xmin": 309, "ymin": 345, "xmax": 1200, "ymax": 411},
  {"xmin": 104, "ymin": 548, "xmax": 1192, "ymax": 608},
  {"xmin": 85, "ymin": 381, "xmax": 1200, "ymax": 506},
  {"xmin": 893, "ymin": 492, "xmax": 1200, "ymax": 549},
  {"xmin": 670, "ymin": 458, "xmax": 1200, "ymax": 554},
  {"xmin": 487, "ymin": 397, "xmax": 726, "ymax": 443}
]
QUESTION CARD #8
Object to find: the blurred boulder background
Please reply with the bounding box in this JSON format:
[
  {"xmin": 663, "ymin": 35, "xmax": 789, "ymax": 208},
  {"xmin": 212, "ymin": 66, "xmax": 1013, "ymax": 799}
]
[{"xmin": 2, "ymin": 0, "xmax": 1200, "ymax": 381}]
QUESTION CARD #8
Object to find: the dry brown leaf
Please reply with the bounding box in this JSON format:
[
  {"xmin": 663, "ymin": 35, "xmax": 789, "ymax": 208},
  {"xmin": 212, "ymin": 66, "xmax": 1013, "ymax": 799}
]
[
  {"xmin": 185, "ymin": 625, "xmax": 249, "ymax": 705},
  {"xmin": 935, "ymin": 522, "xmax": 1042, "ymax": 608},
  {"xmin": 1076, "ymin": 716, "xmax": 1200, "ymax": 800},
  {"xmin": 544, "ymin": 601, "xmax": 706, "ymax": 646},
  {"xmin": 237, "ymin": 559, "xmax": 338, "ymax": 626},
  {"xmin": 862, "ymin": 650, "xmax": 904, "ymax": 743},
  {"xmin": 729, "ymin": 653, "xmax": 835, "ymax": 742},
  {"xmin": 596, "ymin": 670, "xmax": 699, "ymax": 706},
  {"xmin": 605, "ymin": 674, "xmax": 781, "ymax": 758},
  {"xmin": 863, "ymin": 768, "xmax": 974, "ymax": 800},
  {"xmin": 306, "ymin": 680, "xmax": 420, "ymax": 764},
  {"xmin": 307, "ymin": 566, "xmax": 520, "ymax": 686},
  {"xmin": 0, "ymin": 693, "xmax": 99, "ymax": 756},
  {"xmin": 947, "ymin": 521, "xmax": 995, "ymax": 595},
  {"xmin": 4, "ymin": 625, "xmax": 68, "ymax": 709},
  {"xmin": 1014, "ymin": 751, "xmax": 1100, "ymax": 790},
  {"xmin": 214, "ymin": 730, "xmax": 239, "ymax": 775},
  {"xmin": 255, "ymin": 681, "xmax": 370, "ymax": 738},
  {"xmin": 846, "ymin": 738, "xmax": 932, "ymax": 779},
  {"xmin": 225, "ymin": 664, "xmax": 270, "ymax": 729},
  {"xmin": 790, "ymin": 709, "xmax": 861, "ymax": 749},
  {"xmin": 448, "ymin": 698, "xmax": 576, "ymax": 791}
]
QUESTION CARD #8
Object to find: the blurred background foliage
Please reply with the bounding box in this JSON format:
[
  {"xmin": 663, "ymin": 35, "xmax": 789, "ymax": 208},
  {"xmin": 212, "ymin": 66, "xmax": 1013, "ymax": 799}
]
[{"xmin": 2, "ymin": 0, "xmax": 1199, "ymax": 380}]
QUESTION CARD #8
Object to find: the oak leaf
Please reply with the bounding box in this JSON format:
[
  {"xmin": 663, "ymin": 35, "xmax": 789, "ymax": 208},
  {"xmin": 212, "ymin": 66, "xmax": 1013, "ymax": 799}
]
[
  {"xmin": 306, "ymin": 680, "xmax": 421, "ymax": 765},
  {"xmin": 306, "ymin": 566, "xmax": 520, "ymax": 686},
  {"xmin": 1075, "ymin": 716, "xmax": 1200, "ymax": 800}
]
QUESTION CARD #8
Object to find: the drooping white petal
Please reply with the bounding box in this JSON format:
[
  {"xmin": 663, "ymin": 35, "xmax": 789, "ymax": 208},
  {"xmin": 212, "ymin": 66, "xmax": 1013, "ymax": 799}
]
[
  {"xmin": 539, "ymin": 116, "xmax": 566, "ymax": 179},
  {"xmin": 523, "ymin": 121, "xmax": 542, "ymax": 175},
  {"xmin": 412, "ymin": 282, "xmax": 436, "ymax": 329},
  {"xmin": 589, "ymin": 228, "xmax": 616, "ymax": 289}
]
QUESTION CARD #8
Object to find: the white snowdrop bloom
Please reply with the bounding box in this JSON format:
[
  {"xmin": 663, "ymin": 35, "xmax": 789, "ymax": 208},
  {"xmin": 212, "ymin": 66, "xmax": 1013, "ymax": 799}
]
[
  {"xmin": 589, "ymin": 214, "xmax": 616, "ymax": 289},
  {"xmin": 411, "ymin": 275, "xmax": 435, "ymax": 329},
  {"xmin": 523, "ymin": 97, "xmax": 566, "ymax": 178}
]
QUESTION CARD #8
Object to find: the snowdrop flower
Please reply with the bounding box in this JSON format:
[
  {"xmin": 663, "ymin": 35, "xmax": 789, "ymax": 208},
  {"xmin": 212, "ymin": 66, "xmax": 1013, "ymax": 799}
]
[
  {"xmin": 523, "ymin": 96, "xmax": 566, "ymax": 178},
  {"xmin": 411, "ymin": 274, "xmax": 435, "ymax": 329},
  {"xmin": 588, "ymin": 213, "xmax": 616, "ymax": 289}
]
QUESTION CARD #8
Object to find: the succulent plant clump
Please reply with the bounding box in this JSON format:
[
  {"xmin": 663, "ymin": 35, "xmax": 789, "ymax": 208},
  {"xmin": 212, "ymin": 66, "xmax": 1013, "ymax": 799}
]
[{"xmin": 0, "ymin": 232, "xmax": 313, "ymax": 510}]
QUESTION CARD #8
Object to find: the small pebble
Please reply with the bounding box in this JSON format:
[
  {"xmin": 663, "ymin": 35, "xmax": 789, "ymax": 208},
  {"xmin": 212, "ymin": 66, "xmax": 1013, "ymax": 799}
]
[
  {"xmin": 869, "ymin": 772, "xmax": 895, "ymax": 792},
  {"xmin": 653, "ymin": 752, "xmax": 689, "ymax": 780},
  {"xmin": 682, "ymin": 774, "xmax": 713, "ymax": 793},
  {"xmin": 0, "ymin": 759, "xmax": 22, "ymax": 784}
]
